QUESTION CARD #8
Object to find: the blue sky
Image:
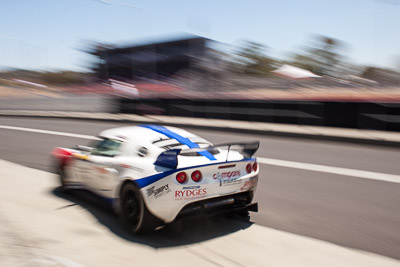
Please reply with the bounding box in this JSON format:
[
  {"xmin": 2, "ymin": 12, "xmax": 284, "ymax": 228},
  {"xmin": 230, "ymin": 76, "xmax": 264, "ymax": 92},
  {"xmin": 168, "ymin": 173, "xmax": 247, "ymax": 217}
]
[{"xmin": 0, "ymin": 0, "xmax": 399, "ymax": 71}]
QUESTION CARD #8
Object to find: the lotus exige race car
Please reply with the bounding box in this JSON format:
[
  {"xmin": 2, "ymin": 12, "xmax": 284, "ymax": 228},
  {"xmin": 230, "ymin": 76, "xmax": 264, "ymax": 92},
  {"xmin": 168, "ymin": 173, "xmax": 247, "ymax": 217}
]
[{"xmin": 52, "ymin": 125, "xmax": 260, "ymax": 233}]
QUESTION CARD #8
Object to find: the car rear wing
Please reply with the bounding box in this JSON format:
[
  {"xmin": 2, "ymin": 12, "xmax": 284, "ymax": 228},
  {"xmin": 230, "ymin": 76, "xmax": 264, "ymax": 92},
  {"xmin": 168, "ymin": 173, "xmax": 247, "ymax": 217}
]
[{"xmin": 154, "ymin": 141, "xmax": 260, "ymax": 169}]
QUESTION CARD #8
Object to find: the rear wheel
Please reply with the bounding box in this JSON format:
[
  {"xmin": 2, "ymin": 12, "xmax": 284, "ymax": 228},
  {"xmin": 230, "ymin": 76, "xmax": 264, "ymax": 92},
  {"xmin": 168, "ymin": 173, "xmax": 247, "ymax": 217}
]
[{"xmin": 119, "ymin": 183, "xmax": 158, "ymax": 234}]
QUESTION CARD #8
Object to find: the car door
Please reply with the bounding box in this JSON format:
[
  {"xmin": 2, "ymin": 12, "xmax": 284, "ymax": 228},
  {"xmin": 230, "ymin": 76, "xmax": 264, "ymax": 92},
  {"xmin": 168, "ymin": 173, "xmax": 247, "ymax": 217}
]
[
  {"xmin": 84, "ymin": 138, "xmax": 123, "ymax": 194},
  {"xmin": 85, "ymin": 156, "xmax": 119, "ymax": 194},
  {"xmin": 71, "ymin": 155, "xmax": 94, "ymax": 186}
]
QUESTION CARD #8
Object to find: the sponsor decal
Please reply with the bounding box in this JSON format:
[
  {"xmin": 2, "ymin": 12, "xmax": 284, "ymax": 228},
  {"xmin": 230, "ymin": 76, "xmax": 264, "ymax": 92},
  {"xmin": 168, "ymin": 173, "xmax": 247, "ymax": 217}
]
[
  {"xmin": 146, "ymin": 184, "xmax": 171, "ymax": 199},
  {"xmin": 213, "ymin": 170, "xmax": 242, "ymax": 186},
  {"xmin": 213, "ymin": 170, "xmax": 241, "ymax": 180},
  {"xmin": 175, "ymin": 188, "xmax": 207, "ymax": 200},
  {"xmin": 241, "ymin": 177, "xmax": 258, "ymax": 191}
]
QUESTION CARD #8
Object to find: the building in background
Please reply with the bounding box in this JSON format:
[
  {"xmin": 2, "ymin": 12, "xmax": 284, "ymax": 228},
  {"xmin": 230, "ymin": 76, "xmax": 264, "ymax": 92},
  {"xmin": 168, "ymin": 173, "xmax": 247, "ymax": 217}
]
[{"xmin": 89, "ymin": 36, "xmax": 217, "ymax": 82}]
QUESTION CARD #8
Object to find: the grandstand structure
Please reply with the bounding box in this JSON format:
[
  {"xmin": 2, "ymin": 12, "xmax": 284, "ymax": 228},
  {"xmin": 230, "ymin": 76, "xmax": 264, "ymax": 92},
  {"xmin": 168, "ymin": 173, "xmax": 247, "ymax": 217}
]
[
  {"xmin": 90, "ymin": 36, "xmax": 217, "ymax": 82},
  {"xmin": 89, "ymin": 35, "xmax": 394, "ymax": 95}
]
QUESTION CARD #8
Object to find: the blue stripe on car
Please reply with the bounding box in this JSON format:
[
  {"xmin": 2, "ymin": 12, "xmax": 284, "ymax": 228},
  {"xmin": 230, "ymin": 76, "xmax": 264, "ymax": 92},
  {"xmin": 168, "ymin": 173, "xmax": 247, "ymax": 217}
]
[
  {"xmin": 140, "ymin": 124, "xmax": 216, "ymax": 161},
  {"xmin": 135, "ymin": 158, "xmax": 256, "ymax": 188}
]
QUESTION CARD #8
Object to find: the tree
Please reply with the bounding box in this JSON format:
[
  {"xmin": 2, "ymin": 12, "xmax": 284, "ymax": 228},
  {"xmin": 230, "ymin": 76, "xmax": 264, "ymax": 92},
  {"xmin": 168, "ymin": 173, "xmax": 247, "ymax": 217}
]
[
  {"xmin": 291, "ymin": 54, "xmax": 318, "ymax": 73},
  {"xmin": 291, "ymin": 35, "xmax": 346, "ymax": 77},
  {"xmin": 230, "ymin": 40, "xmax": 275, "ymax": 75},
  {"xmin": 361, "ymin": 66, "xmax": 400, "ymax": 86}
]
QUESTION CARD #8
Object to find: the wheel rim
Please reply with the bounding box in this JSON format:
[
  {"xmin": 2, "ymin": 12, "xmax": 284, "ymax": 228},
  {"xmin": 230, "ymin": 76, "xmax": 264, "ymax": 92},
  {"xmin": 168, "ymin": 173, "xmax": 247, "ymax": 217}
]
[{"xmin": 122, "ymin": 189, "xmax": 141, "ymax": 227}]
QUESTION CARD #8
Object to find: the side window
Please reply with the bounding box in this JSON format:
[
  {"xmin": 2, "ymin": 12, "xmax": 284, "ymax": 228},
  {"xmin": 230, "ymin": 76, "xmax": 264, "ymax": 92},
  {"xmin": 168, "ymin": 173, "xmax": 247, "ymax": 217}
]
[{"xmin": 91, "ymin": 138, "xmax": 123, "ymax": 157}]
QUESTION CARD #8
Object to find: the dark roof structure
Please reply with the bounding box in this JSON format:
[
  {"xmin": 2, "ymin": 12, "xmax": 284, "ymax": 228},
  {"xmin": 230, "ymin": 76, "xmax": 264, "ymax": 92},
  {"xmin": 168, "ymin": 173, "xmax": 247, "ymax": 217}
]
[{"xmin": 91, "ymin": 36, "xmax": 211, "ymax": 80}]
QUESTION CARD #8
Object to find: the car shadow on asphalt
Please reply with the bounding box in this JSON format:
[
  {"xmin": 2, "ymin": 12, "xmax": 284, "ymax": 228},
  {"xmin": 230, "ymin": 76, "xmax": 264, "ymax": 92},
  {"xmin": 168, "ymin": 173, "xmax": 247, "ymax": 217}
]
[{"xmin": 51, "ymin": 187, "xmax": 253, "ymax": 248}]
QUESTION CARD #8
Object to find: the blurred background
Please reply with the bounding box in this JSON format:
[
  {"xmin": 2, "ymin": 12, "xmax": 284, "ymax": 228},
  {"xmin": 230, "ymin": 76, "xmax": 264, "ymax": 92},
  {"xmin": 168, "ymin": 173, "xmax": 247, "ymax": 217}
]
[
  {"xmin": 2, "ymin": 2, "xmax": 400, "ymax": 265},
  {"xmin": 1, "ymin": 0, "xmax": 400, "ymax": 130}
]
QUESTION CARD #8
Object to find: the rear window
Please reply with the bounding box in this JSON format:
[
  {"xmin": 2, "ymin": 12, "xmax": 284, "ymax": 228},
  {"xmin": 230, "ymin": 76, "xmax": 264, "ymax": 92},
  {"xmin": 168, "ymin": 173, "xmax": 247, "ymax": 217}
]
[{"xmin": 180, "ymin": 146, "xmax": 220, "ymax": 157}]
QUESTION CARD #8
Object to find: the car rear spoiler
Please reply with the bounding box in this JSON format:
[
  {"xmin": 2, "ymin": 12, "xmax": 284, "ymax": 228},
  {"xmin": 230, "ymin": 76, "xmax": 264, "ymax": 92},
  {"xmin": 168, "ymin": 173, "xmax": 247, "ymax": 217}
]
[{"xmin": 154, "ymin": 141, "xmax": 260, "ymax": 169}]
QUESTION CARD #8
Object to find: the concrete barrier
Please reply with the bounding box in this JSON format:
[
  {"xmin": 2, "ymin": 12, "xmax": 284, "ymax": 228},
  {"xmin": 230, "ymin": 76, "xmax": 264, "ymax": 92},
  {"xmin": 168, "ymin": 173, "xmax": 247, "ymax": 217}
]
[
  {"xmin": 0, "ymin": 96, "xmax": 118, "ymax": 113},
  {"xmin": 118, "ymin": 98, "xmax": 400, "ymax": 132},
  {"xmin": 1, "ymin": 96, "xmax": 399, "ymax": 131}
]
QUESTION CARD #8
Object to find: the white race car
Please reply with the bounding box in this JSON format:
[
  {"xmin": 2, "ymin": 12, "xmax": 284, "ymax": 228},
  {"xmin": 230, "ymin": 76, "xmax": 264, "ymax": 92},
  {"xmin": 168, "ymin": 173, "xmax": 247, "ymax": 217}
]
[{"xmin": 52, "ymin": 125, "xmax": 259, "ymax": 233}]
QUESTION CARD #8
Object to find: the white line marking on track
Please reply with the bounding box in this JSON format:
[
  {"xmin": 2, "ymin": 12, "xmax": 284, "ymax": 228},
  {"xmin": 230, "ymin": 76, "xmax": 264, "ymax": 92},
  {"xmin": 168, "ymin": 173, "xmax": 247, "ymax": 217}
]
[
  {"xmin": 0, "ymin": 125, "xmax": 100, "ymax": 140},
  {"xmin": 258, "ymin": 157, "xmax": 400, "ymax": 184},
  {"xmin": 1, "ymin": 124, "xmax": 399, "ymax": 183}
]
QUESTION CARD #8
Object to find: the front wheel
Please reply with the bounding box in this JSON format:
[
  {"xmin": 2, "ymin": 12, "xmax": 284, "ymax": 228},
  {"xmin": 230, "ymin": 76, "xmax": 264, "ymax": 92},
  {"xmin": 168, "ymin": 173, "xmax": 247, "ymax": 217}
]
[
  {"xmin": 58, "ymin": 167, "xmax": 70, "ymax": 193},
  {"xmin": 119, "ymin": 183, "xmax": 158, "ymax": 234}
]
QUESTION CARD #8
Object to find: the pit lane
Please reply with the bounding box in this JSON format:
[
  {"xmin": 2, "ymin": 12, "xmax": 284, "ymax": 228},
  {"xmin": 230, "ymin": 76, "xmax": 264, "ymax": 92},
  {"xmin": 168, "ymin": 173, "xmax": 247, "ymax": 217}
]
[{"xmin": 0, "ymin": 117, "xmax": 400, "ymax": 260}]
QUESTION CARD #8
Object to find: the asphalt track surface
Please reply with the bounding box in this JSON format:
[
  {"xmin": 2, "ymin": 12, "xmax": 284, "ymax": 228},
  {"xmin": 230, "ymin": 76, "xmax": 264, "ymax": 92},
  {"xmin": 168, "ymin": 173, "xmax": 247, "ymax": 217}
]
[{"xmin": 0, "ymin": 117, "xmax": 400, "ymax": 260}]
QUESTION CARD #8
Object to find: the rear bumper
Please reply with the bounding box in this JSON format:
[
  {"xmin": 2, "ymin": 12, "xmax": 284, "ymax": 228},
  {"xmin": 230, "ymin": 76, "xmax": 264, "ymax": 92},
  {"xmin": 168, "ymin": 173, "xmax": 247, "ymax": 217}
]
[{"xmin": 175, "ymin": 191, "xmax": 257, "ymax": 221}]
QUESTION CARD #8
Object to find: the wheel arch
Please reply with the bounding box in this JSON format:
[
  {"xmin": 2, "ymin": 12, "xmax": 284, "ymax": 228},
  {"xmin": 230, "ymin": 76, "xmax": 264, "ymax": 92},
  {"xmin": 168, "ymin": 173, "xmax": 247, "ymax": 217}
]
[
  {"xmin": 112, "ymin": 177, "xmax": 141, "ymax": 214},
  {"xmin": 117, "ymin": 178, "xmax": 164, "ymax": 233}
]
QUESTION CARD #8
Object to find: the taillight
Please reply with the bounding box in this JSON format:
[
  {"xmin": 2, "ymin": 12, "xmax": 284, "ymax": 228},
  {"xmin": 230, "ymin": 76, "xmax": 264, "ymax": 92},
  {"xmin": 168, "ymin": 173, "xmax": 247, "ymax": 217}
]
[
  {"xmin": 253, "ymin": 162, "xmax": 258, "ymax": 172},
  {"xmin": 191, "ymin": 170, "xmax": 202, "ymax": 182},
  {"xmin": 246, "ymin": 163, "xmax": 252, "ymax": 173},
  {"xmin": 52, "ymin": 147, "xmax": 72, "ymax": 158},
  {"xmin": 62, "ymin": 156, "xmax": 73, "ymax": 168},
  {"xmin": 52, "ymin": 148, "xmax": 72, "ymax": 168},
  {"xmin": 176, "ymin": 172, "xmax": 187, "ymax": 184}
]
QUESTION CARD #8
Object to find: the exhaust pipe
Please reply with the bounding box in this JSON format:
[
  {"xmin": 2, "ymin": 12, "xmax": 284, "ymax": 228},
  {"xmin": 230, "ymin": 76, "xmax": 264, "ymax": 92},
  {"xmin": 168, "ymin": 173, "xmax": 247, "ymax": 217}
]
[{"xmin": 204, "ymin": 197, "xmax": 235, "ymax": 210}]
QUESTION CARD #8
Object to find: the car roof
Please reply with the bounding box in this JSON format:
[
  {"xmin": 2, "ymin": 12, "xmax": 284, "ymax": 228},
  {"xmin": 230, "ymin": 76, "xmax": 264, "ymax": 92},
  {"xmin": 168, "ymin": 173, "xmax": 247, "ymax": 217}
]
[{"xmin": 98, "ymin": 125, "xmax": 210, "ymax": 149}]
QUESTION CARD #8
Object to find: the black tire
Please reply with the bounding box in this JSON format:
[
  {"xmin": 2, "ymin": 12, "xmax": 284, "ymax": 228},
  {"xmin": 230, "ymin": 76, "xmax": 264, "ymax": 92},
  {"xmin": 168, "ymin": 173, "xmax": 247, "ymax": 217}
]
[{"xmin": 119, "ymin": 183, "xmax": 157, "ymax": 234}]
